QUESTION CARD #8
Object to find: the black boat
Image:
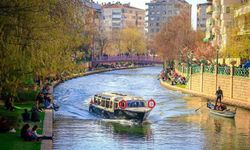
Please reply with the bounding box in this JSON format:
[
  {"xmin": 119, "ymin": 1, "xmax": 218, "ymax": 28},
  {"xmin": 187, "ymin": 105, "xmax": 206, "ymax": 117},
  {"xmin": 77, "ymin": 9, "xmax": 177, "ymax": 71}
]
[{"xmin": 89, "ymin": 92, "xmax": 156, "ymax": 122}]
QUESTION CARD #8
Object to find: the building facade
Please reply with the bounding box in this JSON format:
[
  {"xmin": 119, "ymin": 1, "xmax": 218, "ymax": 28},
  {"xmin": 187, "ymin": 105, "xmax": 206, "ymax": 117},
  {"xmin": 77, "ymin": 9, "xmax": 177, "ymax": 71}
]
[
  {"xmin": 234, "ymin": 0, "xmax": 250, "ymax": 36},
  {"xmin": 197, "ymin": 3, "xmax": 212, "ymax": 32},
  {"xmin": 146, "ymin": 0, "xmax": 191, "ymax": 39},
  {"xmin": 102, "ymin": 2, "xmax": 145, "ymax": 32},
  {"xmin": 204, "ymin": 0, "xmax": 250, "ymax": 65}
]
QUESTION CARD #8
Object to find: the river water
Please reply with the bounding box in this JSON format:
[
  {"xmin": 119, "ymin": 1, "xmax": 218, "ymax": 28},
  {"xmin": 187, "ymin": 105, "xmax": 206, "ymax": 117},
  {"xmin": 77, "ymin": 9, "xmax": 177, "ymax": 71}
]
[{"xmin": 53, "ymin": 67, "xmax": 250, "ymax": 150}]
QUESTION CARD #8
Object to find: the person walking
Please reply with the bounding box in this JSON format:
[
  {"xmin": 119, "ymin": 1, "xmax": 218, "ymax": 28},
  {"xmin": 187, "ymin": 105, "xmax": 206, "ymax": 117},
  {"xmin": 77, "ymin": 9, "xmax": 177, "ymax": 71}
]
[{"xmin": 215, "ymin": 86, "xmax": 223, "ymax": 108}]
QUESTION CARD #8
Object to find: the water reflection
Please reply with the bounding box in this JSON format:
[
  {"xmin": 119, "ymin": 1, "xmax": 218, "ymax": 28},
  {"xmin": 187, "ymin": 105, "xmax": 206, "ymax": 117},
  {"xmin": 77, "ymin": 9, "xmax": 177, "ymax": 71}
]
[{"xmin": 101, "ymin": 121, "xmax": 153, "ymax": 140}]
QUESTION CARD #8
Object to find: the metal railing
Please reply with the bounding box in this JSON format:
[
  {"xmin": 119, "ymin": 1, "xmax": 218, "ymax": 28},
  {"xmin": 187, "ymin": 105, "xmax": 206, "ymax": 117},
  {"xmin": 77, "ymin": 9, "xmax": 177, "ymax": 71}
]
[
  {"xmin": 218, "ymin": 66, "xmax": 231, "ymax": 75},
  {"xmin": 204, "ymin": 65, "xmax": 215, "ymax": 74},
  {"xmin": 192, "ymin": 65, "xmax": 201, "ymax": 74},
  {"xmin": 234, "ymin": 67, "xmax": 249, "ymax": 77},
  {"xmin": 92, "ymin": 55, "xmax": 163, "ymax": 62}
]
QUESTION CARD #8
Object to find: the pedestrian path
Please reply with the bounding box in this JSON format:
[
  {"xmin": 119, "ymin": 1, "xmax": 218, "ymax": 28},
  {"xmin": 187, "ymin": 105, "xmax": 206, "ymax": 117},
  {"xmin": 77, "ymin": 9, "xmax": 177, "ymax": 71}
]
[{"xmin": 41, "ymin": 109, "xmax": 53, "ymax": 150}]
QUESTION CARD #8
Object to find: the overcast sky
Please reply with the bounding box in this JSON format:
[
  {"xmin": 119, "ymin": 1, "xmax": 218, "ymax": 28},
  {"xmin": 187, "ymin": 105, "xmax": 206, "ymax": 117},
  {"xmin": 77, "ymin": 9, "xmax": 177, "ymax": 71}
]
[{"xmin": 95, "ymin": 0, "xmax": 207, "ymax": 29}]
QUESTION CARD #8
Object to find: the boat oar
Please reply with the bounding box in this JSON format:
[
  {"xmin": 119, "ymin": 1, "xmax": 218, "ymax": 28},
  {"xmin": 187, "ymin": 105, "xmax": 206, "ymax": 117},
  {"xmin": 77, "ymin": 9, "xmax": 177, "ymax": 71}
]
[{"xmin": 195, "ymin": 103, "xmax": 207, "ymax": 112}]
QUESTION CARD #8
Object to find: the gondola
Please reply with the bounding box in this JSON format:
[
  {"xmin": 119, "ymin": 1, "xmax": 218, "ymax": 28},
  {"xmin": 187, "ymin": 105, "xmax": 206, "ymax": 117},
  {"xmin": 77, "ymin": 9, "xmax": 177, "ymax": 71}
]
[{"xmin": 207, "ymin": 102, "xmax": 236, "ymax": 118}]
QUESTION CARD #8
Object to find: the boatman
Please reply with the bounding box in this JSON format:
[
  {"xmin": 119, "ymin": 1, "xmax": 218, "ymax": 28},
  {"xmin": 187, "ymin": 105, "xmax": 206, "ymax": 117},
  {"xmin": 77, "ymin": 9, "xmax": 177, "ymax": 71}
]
[{"xmin": 215, "ymin": 86, "xmax": 223, "ymax": 108}]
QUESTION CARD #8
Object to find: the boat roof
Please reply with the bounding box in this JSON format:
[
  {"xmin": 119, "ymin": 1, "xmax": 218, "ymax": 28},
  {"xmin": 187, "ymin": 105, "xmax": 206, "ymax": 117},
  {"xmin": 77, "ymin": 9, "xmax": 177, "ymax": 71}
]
[{"xmin": 95, "ymin": 92, "xmax": 144, "ymax": 101}]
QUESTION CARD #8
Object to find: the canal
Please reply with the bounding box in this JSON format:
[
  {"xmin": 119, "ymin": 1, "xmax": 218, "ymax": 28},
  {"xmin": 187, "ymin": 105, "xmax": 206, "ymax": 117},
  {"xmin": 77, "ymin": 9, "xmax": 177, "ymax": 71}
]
[{"xmin": 53, "ymin": 67, "xmax": 250, "ymax": 150}]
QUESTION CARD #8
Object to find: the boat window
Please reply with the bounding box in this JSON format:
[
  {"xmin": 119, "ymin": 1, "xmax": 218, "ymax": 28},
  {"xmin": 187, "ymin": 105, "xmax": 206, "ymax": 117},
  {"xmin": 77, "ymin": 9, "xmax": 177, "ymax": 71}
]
[
  {"xmin": 101, "ymin": 100, "xmax": 105, "ymax": 107},
  {"xmin": 106, "ymin": 100, "xmax": 110, "ymax": 108},
  {"xmin": 114, "ymin": 103, "xmax": 118, "ymax": 109},
  {"xmin": 110, "ymin": 101, "xmax": 113, "ymax": 108},
  {"xmin": 127, "ymin": 100, "xmax": 145, "ymax": 107},
  {"xmin": 97, "ymin": 99, "xmax": 101, "ymax": 105}
]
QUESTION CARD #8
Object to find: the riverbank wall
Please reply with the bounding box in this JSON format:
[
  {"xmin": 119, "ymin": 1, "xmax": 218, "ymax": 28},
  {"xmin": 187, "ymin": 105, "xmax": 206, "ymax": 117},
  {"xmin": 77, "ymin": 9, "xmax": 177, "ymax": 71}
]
[
  {"xmin": 40, "ymin": 66, "xmax": 149, "ymax": 150},
  {"xmin": 161, "ymin": 64, "xmax": 250, "ymax": 110}
]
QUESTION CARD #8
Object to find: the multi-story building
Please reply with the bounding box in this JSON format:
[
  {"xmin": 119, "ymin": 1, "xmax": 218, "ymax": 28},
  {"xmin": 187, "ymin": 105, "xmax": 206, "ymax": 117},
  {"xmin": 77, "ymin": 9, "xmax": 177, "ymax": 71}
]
[
  {"xmin": 234, "ymin": 0, "xmax": 250, "ymax": 36},
  {"xmin": 146, "ymin": 0, "xmax": 191, "ymax": 39},
  {"xmin": 81, "ymin": 0, "xmax": 104, "ymax": 59},
  {"xmin": 210, "ymin": 0, "xmax": 242, "ymax": 48},
  {"xmin": 205, "ymin": 0, "xmax": 250, "ymax": 65},
  {"xmin": 102, "ymin": 2, "xmax": 145, "ymax": 32},
  {"xmin": 197, "ymin": 3, "xmax": 212, "ymax": 32}
]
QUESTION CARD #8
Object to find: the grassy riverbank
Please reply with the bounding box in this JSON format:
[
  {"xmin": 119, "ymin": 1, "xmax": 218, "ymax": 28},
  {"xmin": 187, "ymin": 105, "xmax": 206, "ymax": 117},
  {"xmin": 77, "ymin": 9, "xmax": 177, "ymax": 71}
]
[{"xmin": 0, "ymin": 101, "xmax": 45, "ymax": 150}]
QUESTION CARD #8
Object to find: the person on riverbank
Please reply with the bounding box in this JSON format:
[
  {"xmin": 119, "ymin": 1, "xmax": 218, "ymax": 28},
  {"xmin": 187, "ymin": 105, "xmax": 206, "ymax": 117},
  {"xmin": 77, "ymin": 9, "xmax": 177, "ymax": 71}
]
[
  {"xmin": 31, "ymin": 107, "xmax": 40, "ymax": 122},
  {"xmin": 4, "ymin": 98, "xmax": 14, "ymax": 111},
  {"xmin": 31, "ymin": 125, "xmax": 52, "ymax": 141},
  {"xmin": 22, "ymin": 109, "xmax": 30, "ymax": 122},
  {"xmin": 215, "ymin": 86, "xmax": 223, "ymax": 108},
  {"xmin": 20, "ymin": 124, "xmax": 32, "ymax": 141},
  {"xmin": 36, "ymin": 93, "xmax": 45, "ymax": 111}
]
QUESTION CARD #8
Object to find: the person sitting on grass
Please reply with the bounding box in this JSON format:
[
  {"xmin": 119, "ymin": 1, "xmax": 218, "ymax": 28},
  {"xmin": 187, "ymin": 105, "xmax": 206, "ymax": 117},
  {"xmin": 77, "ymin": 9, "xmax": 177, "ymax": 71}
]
[
  {"xmin": 4, "ymin": 98, "xmax": 14, "ymax": 111},
  {"xmin": 36, "ymin": 93, "xmax": 45, "ymax": 111},
  {"xmin": 20, "ymin": 124, "xmax": 33, "ymax": 141},
  {"xmin": 44, "ymin": 95, "xmax": 59, "ymax": 111},
  {"xmin": 0, "ymin": 117, "xmax": 11, "ymax": 132},
  {"xmin": 22, "ymin": 109, "xmax": 30, "ymax": 122},
  {"xmin": 31, "ymin": 106, "xmax": 40, "ymax": 122},
  {"xmin": 31, "ymin": 125, "xmax": 53, "ymax": 141}
]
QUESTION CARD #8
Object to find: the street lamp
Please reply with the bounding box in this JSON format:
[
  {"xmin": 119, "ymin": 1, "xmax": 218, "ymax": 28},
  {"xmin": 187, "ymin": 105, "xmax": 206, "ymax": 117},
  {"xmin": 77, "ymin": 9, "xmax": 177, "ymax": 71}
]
[{"xmin": 216, "ymin": 48, "xmax": 219, "ymax": 66}]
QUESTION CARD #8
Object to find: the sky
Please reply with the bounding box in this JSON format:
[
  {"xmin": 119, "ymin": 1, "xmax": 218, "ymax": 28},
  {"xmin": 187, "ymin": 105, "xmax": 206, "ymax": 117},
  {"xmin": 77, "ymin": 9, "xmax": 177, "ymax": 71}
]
[{"xmin": 95, "ymin": 0, "xmax": 207, "ymax": 29}]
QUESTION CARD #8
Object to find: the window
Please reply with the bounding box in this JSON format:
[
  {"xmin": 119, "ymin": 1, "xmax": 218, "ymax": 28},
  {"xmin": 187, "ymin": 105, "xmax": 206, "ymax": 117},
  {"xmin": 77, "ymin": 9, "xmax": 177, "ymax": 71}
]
[
  {"xmin": 106, "ymin": 100, "xmax": 110, "ymax": 108},
  {"xmin": 110, "ymin": 102, "xmax": 113, "ymax": 108},
  {"xmin": 226, "ymin": 7, "xmax": 230, "ymax": 13}
]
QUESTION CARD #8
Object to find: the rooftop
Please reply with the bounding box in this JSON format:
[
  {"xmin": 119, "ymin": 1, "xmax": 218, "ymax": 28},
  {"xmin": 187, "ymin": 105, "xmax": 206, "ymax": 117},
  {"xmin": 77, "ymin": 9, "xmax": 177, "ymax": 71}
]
[{"xmin": 102, "ymin": 2, "xmax": 144, "ymax": 10}]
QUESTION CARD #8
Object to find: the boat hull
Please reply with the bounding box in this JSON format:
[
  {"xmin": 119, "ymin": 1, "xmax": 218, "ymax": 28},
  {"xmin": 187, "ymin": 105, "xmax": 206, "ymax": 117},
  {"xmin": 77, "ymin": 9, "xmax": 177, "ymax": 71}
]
[
  {"xmin": 209, "ymin": 109, "xmax": 236, "ymax": 118},
  {"xmin": 89, "ymin": 104, "xmax": 151, "ymax": 122},
  {"xmin": 207, "ymin": 102, "xmax": 236, "ymax": 118}
]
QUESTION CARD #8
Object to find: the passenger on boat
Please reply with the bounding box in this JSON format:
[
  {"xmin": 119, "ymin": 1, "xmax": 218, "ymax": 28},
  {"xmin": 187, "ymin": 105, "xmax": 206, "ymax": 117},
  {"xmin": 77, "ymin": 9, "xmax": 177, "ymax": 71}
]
[
  {"xmin": 215, "ymin": 103, "xmax": 227, "ymax": 111},
  {"xmin": 215, "ymin": 86, "xmax": 223, "ymax": 107}
]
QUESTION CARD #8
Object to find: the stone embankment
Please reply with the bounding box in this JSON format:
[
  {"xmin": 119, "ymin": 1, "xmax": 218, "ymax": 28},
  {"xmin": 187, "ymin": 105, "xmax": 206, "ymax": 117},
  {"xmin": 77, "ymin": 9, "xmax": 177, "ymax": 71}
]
[{"xmin": 160, "ymin": 79, "xmax": 250, "ymax": 110}]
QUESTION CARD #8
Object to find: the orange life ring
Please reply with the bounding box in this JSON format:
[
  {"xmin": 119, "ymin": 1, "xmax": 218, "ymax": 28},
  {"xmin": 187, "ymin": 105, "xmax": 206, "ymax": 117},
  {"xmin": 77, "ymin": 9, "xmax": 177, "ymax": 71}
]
[
  {"xmin": 118, "ymin": 100, "xmax": 127, "ymax": 109},
  {"xmin": 148, "ymin": 99, "xmax": 156, "ymax": 108}
]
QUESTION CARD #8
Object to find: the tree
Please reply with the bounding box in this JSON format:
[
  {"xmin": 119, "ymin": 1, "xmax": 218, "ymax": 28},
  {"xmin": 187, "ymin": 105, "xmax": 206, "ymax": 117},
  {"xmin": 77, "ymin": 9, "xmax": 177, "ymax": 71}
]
[
  {"xmin": 192, "ymin": 31, "xmax": 217, "ymax": 63},
  {"xmin": 120, "ymin": 27, "xmax": 146, "ymax": 55},
  {"xmin": 0, "ymin": 0, "xmax": 90, "ymax": 98},
  {"xmin": 223, "ymin": 26, "xmax": 250, "ymax": 59},
  {"xmin": 96, "ymin": 30, "xmax": 110, "ymax": 58},
  {"xmin": 154, "ymin": 10, "xmax": 193, "ymax": 62}
]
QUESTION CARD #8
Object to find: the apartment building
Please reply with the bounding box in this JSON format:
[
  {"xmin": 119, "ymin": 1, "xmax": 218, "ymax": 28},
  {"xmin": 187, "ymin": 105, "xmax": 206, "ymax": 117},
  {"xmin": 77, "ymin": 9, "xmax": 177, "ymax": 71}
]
[
  {"xmin": 146, "ymin": 0, "xmax": 191, "ymax": 39},
  {"xmin": 102, "ymin": 2, "xmax": 145, "ymax": 32},
  {"xmin": 197, "ymin": 3, "xmax": 212, "ymax": 32},
  {"xmin": 234, "ymin": 0, "xmax": 250, "ymax": 36}
]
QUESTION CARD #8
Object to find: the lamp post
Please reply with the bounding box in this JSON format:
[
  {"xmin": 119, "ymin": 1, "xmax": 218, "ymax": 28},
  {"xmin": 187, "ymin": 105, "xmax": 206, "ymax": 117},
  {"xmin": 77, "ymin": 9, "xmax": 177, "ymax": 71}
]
[{"xmin": 216, "ymin": 48, "xmax": 219, "ymax": 66}]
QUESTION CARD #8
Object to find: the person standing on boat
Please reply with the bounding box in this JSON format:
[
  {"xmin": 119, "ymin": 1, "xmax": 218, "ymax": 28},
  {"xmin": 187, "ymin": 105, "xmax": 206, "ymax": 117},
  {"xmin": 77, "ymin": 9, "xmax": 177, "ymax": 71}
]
[{"xmin": 215, "ymin": 86, "xmax": 223, "ymax": 108}]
